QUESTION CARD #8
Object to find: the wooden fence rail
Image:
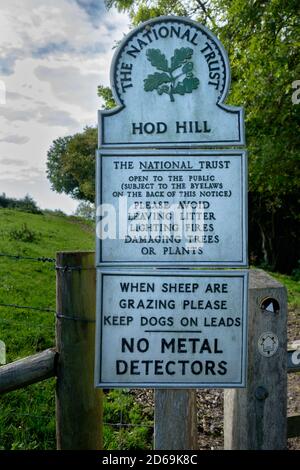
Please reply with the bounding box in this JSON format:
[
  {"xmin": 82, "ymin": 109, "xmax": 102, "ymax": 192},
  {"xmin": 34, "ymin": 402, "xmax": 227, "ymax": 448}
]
[
  {"xmin": 1, "ymin": 348, "xmax": 298, "ymax": 396},
  {"xmin": 0, "ymin": 255, "xmax": 299, "ymax": 449},
  {"xmin": 0, "ymin": 348, "xmax": 57, "ymax": 394}
]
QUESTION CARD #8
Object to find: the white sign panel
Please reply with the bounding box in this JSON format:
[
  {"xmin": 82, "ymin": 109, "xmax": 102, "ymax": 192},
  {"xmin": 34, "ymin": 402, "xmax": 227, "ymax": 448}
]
[
  {"xmin": 95, "ymin": 270, "xmax": 248, "ymax": 388},
  {"xmin": 99, "ymin": 16, "xmax": 244, "ymax": 148},
  {"xmin": 96, "ymin": 149, "xmax": 247, "ymax": 267}
]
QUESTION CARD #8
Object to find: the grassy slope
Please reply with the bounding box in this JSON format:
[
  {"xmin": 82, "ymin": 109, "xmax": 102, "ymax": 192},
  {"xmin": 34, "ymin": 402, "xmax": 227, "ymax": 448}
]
[
  {"xmin": 0, "ymin": 209, "xmax": 298, "ymax": 449},
  {"xmin": 0, "ymin": 209, "xmax": 152, "ymax": 450},
  {"xmin": 270, "ymin": 272, "xmax": 300, "ymax": 308},
  {"xmin": 270, "ymin": 271, "xmax": 300, "ymax": 345},
  {"xmin": 0, "ymin": 209, "xmax": 94, "ymax": 449}
]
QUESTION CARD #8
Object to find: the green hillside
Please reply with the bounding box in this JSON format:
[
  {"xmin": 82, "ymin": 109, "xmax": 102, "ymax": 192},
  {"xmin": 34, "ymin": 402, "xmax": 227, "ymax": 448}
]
[
  {"xmin": 0, "ymin": 208, "xmax": 298, "ymax": 450},
  {"xmin": 0, "ymin": 208, "xmax": 152, "ymax": 450},
  {"xmin": 0, "ymin": 209, "xmax": 94, "ymax": 449}
]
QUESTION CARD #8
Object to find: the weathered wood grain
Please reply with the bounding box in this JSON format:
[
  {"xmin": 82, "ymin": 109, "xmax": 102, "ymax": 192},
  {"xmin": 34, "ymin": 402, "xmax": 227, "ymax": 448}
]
[
  {"xmin": 56, "ymin": 252, "xmax": 102, "ymax": 450},
  {"xmin": 287, "ymin": 415, "xmax": 300, "ymax": 438},
  {"xmin": 224, "ymin": 269, "xmax": 287, "ymax": 449},
  {"xmin": 154, "ymin": 389, "xmax": 197, "ymax": 450},
  {"xmin": 0, "ymin": 348, "xmax": 56, "ymax": 394}
]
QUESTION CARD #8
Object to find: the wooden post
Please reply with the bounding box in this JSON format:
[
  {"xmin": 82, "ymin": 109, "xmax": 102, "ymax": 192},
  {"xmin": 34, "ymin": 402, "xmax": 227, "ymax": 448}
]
[
  {"xmin": 224, "ymin": 269, "xmax": 287, "ymax": 449},
  {"xmin": 287, "ymin": 415, "xmax": 300, "ymax": 438},
  {"xmin": 155, "ymin": 389, "xmax": 197, "ymax": 450},
  {"xmin": 56, "ymin": 252, "xmax": 102, "ymax": 450}
]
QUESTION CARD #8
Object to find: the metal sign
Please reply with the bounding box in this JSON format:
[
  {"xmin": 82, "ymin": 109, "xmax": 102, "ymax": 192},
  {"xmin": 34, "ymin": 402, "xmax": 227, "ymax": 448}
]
[
  {"xmin": 95, "ymin": 16, "xmax": 249, "ymax": 390},
  {"xmin": 95, "ymin": 270, "xmax": 248, "ymax": 388},
  {"xmin": 99, "ymin": 16, "xmax": 245, "ymax": 148},
  {"xmin": 260, "ymin": 297, "xmax": 280, "ymax": 314},
  {"xmin": 96, "ymin": 149, "xmax": 247, "ymax": 267},
  {"xmin": 258, "ymin": 332, "xmax": 279, "ymax": 358}
]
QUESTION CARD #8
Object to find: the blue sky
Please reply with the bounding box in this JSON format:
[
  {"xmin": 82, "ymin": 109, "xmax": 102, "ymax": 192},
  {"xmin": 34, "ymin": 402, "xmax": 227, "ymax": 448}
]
[{"xmin": 0, "ymin": 0, "xmax": 129, "ymax": 213}]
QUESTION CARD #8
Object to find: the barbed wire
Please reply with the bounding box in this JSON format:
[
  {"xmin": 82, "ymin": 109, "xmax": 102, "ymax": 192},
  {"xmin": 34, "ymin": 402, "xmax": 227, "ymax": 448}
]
[
  {"xmin": 55, "ymin": 265, "xmax": 94, "ymax": 271},
  {"xmin": 0, "ymin": 253, "xmax": 95, "ymax": 271},
  {"xmin": 0, "ymin": 255, "xmax": 55, "ymax": 312},
  {"xmin": 0, "ymin": 252, "xmax": 153, "ymax": 441},
  {"xmin": 0, "ymin": 253, "xmax": 55, "ymax": 263},
  {"xmin": 4, "ymin": 412, "xmax": 55, "ymax": 421},
  {"xmin": 2, "ymin": 412, "xmax": 153, "ymax": 429},
  {"xmin": 103, "ymin": 422, "xmax": 154, "ymax": 428},
  {"xmin": 0, "ymin": 303, "xmax": 96, "ymax": 320},
  {"xmin": 0, "ymin": 255, "xmax": 54, "ymax": 313},
  {"xmin": 0, "ymin": 302, "xmax": 55, "ymax": 313}
]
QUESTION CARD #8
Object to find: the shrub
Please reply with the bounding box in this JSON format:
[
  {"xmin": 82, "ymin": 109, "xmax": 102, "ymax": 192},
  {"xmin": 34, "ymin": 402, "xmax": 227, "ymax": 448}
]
[
  {"xmin": 0, "ymin": 193, "xmax": 41, "ymax": 214},
  {"xmin": 43, "ymin": 209, "xmax": 66, "ymax": 217},
  {"xmin": 8, "ymin": 224, "xmax": 41, "ymax": 243},
  {"xmin": 291, "ymin": 261, "xmax": 300, "ymax": 281}
]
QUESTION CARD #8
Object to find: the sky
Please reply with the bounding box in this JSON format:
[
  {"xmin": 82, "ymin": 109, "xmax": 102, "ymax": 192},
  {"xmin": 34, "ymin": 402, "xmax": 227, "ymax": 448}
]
[{"xmin": 0, "ymin": 0, "xmax": 130, "ymax": 213}]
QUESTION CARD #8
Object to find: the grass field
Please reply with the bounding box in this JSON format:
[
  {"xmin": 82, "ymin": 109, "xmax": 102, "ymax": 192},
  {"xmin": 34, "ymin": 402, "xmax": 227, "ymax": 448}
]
[
  {"xmin": 0, "ymin": 208, "xmax": 152, "ymax": 450},
  {"xmin": 0, "ymin": 208, "xmax": 298, "ymax": 449},
  {"xmin": 270, "ymin": 271, "xmax": 300, "ymax": 309}
]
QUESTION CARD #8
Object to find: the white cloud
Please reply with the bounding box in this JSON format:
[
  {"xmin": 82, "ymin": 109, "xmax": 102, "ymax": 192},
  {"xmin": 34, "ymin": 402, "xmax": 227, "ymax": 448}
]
[
  {"xmin": 38, "ymin": 105, "xmax": 79, "ymax": 127},
  {"xmin": 34, "ymin": 65, "xmax": 100, "ymax": 111},
  {"xmin": 0, "ymin": 165, "xmax": 44, "ymax": 183},
  {"xmin": 0, "ymin": 99, "xmax": 79, "ymax": 128},
  {"xmin": 0, "ymin": 0, "xmax": 130, "ymax": 212},
  {"xmin": 0, "ymin": 157, "xmax": 27, "ymax": 166},
  {"xmin": 0, "ymin": 107, "xmax": 37, "ymax": 121},
  {"xmin": 0, "ymin": 134, "xmax": 30, "ymax": 144}
]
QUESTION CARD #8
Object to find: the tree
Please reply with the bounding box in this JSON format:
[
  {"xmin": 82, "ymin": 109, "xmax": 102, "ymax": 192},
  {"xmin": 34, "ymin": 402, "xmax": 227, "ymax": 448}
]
[
  {"xmin": 75, "ymin": 201, "xmax": 95, "ymax": 220},
  {"xmin": 47, "ymin": 1, "xmax": 299, "ymax": 271},
  {"xmin": 47, "ymin": 83, "xmax": 117, "ymax": 204},
  {"xmin": 105, "ymin": 0, "xmax": 300, "ymax": 272},
  {"xmin": 105, "ymin": 0, "xmax": 190, "ymax": 25},
  {"xmin": 0, "ymin": 193, "xmax": 41, "ymax": 213},
  {"xmin": 47, "ymin": 127, "xmax": 97, "ymax": 202},
  {"xmin": 46, "ymin": 86, "xmax": 116, "ymax": 203},
  {"xmin": 106, "ymin": 0, "xmax": 300, "ymax": 198},
  {"xmin": 98, "ymin": 85, "xmax": 116, "ymax": 109}
]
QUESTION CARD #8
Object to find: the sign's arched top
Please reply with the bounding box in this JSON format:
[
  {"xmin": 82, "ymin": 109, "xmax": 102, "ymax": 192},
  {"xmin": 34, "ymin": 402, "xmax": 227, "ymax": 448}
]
[
  {"xmin": 99, "ymin": 16, "xmax": 245, "ymax": 148},
  {"xmin": 112, "ymin": 16, "xmax": 229, "ymax": 106}
]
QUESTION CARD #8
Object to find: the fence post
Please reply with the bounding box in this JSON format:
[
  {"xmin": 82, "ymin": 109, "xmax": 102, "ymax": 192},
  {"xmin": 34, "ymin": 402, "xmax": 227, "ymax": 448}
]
[
  {"xmin": 56, "ymin": 251, "xmax": 102, "ymax": 450},
  {"xmin": 224, "ymin": 269, "xmax": 287, "ymax": 449},
  {"xmin": 155, "ymin": 390, "xmax": 198, "ymax": 449}
]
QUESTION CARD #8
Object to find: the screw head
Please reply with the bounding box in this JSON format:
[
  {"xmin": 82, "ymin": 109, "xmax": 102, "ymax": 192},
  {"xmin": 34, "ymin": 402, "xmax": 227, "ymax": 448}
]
[{"xmin": 255, "ymin": 386, "xmax": 269, "ymax": 401}]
